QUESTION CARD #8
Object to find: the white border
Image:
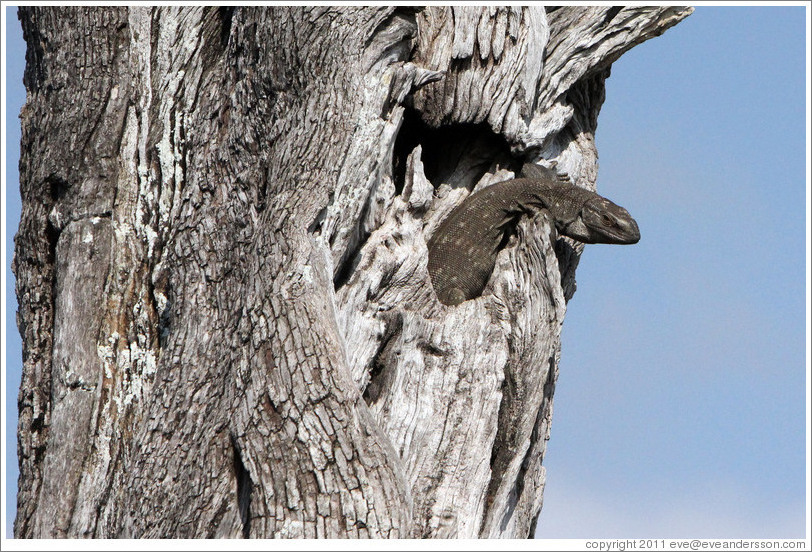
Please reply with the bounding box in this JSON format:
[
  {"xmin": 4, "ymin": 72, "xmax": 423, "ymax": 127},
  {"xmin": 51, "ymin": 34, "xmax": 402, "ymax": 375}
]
[{"xmin": 1, "ymin": 1, "xmax": 810, "ymax": 549}]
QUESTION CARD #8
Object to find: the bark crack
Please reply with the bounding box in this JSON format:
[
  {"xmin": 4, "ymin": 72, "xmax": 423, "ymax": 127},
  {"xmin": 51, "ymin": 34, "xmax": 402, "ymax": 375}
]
[
  {"xmin": 231, "ymin": 435, "xmax": 253, "ymax": 538},
  {"xmin": 362, "ymin": 311, "xmax": 403, "ymax": 404}
]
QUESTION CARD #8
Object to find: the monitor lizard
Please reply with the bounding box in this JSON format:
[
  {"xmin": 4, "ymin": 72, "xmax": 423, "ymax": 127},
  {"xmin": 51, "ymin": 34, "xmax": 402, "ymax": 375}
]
[{"xmin": 426, "ymin": 163, "xmax": 640, "ymax": 306}]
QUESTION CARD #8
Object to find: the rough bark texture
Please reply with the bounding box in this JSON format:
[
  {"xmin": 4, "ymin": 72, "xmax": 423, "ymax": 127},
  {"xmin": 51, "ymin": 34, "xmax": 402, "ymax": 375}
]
[{"xmin": 13, "ymin": 6, "xmax": 691, "ymax": 539}]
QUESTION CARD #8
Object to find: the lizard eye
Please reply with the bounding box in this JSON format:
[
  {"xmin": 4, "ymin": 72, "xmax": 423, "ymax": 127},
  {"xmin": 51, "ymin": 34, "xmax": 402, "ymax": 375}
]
[{"xmin": 601, "ymin": 214, "xmax": 616, "ymax": 226}]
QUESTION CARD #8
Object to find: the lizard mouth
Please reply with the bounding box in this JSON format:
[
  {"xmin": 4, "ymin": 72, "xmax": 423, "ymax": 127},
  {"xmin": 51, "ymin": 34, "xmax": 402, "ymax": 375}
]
[{"xmin": 608, "ymin": 217, "xmax": 640, "ymax": 244}]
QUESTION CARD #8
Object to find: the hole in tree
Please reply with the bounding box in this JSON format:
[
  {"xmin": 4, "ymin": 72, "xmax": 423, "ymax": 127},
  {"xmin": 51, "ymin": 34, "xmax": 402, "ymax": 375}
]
[{"xmin": 392, "ymin": 107, "xmax": 521, "ymax": 195}]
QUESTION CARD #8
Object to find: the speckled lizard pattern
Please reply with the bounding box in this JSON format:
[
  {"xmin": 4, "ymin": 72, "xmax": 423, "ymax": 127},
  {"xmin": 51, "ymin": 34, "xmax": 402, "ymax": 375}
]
[{"xmin": 427, "ymin": 164, "xmax": 640, "ymax": 306}]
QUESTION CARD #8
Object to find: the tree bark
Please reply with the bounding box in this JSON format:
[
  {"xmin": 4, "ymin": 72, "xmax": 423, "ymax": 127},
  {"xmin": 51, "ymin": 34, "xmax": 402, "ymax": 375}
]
[{"xmin": 13, "ymin": 5, "xmax": 691, "ymax": 539}]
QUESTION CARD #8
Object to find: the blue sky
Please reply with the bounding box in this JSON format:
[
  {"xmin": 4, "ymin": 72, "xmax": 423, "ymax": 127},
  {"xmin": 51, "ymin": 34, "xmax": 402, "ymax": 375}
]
[
  {"xmin": 538, "ymin": 5, "xmax": 808, "ymax": 539},
  {"xmin": 2, "ymin": 5, "xmax": 810, "ymax": 541}
]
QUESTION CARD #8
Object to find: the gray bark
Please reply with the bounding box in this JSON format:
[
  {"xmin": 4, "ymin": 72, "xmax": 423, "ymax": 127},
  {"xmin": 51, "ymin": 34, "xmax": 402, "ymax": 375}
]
[{"xmin": 13, "ymin": 5, "xmax": 691, "ymax": 539}]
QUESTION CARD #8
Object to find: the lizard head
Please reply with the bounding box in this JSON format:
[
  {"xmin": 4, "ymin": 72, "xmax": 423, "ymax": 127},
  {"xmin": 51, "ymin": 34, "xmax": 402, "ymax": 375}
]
[{"xmin": 565, "ymin": 196, "xmax": 641, "ymax": 244}]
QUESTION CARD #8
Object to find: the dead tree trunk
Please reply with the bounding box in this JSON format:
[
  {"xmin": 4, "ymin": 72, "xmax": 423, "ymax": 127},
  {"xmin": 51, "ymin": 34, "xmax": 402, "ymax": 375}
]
[{"xmin": 13, "ymin": 6, "xmax": 691, "ymax": 538}]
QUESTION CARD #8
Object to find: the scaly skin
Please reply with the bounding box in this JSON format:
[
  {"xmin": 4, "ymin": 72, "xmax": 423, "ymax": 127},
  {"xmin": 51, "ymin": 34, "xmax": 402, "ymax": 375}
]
[{"xmin": 427, "ymin": 166, "xmax": 640, "ymax": 306}]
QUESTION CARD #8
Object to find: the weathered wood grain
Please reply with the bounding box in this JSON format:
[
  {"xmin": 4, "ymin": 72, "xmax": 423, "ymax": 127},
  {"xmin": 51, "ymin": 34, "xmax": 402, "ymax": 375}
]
[{"xmin": 13, "ymin": 5, "xmax": 691, "ymax": 538}]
